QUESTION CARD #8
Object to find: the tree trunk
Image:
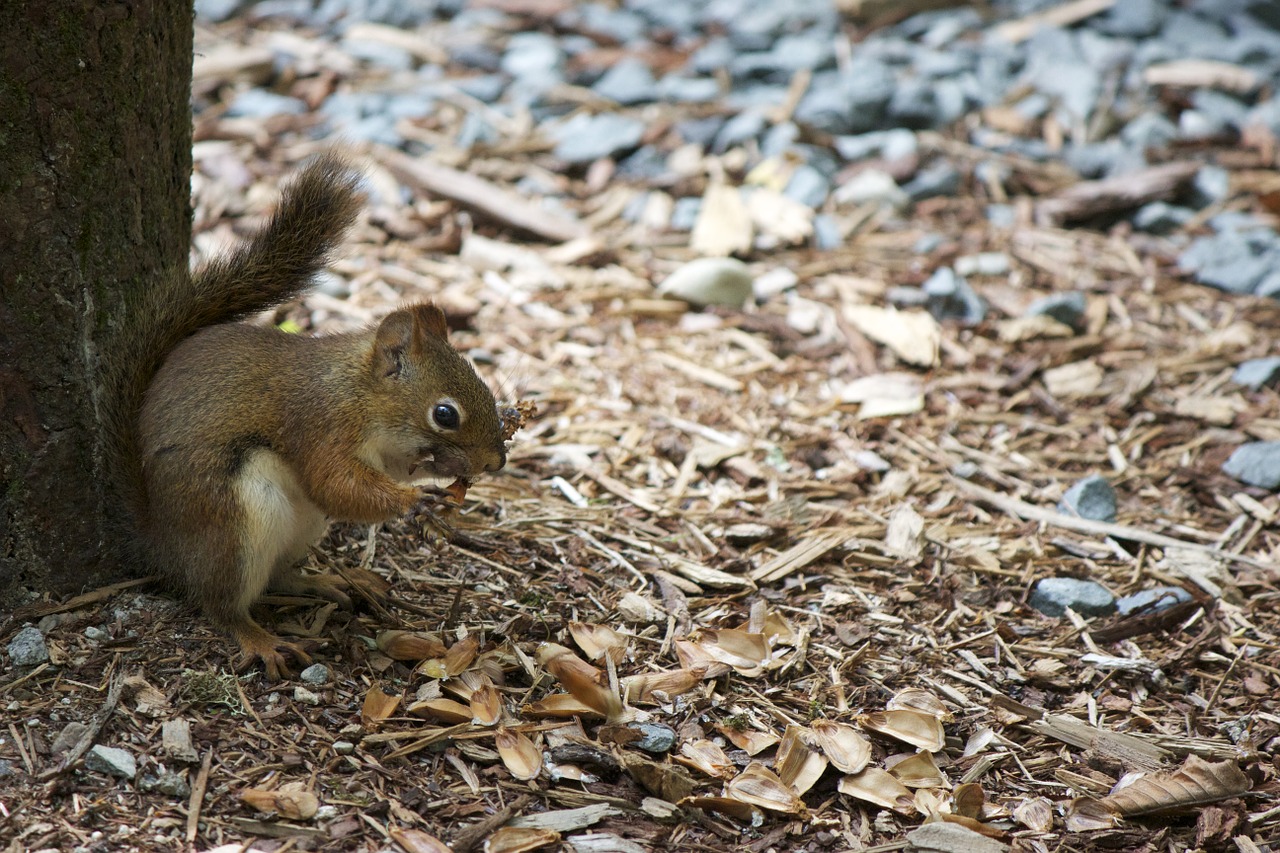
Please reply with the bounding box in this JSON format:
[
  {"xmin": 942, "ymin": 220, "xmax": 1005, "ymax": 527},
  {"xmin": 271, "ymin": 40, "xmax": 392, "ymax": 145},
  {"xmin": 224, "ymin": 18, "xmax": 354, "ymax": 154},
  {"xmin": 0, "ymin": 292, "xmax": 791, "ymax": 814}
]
[{"xmin": 0, "ymin": 2, "xmax": 193, "ymax": 599}]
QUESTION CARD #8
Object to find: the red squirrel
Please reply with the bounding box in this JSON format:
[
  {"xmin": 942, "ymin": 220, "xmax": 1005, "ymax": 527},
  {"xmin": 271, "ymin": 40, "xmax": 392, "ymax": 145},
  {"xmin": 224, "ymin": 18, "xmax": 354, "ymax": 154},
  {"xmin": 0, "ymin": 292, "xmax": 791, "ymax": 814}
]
[{"xmin": 108, "ymin": 155, "xmax": 509, "ymax": 678}]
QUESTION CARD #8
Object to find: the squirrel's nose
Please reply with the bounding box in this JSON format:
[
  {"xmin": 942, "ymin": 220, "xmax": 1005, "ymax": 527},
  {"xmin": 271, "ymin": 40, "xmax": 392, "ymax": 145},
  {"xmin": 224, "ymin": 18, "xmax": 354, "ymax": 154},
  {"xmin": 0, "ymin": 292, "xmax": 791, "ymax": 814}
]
[{"xmin": 484, "ymin": 449, "xmax": 507, "ymax": 473}]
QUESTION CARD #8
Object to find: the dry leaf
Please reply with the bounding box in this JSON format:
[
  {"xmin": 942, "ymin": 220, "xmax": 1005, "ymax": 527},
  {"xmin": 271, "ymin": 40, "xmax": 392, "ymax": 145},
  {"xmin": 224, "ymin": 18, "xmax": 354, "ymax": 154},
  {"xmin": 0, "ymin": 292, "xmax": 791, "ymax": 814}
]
[
  {"xmin": 522, "ymin": 694, "xmax": 606, "ymax": 719},
  {"xmin": 495, "ymin": 727, "xmax": 542, "ymax": 781},
  {"xmin": 444, "ymin": 635, "xmax": 480, "ymax": 676},
  {"xmin": 619, "ymin": 751, "xmax": 697, "ymax": 802},
  {"xmin": 887, "ymin": 750, "xmax": 948, "ymax": 789},
  {"xmin": 691, "ymin": 628, "xmax": 770, "ymax": 676},
  {"xmin": 952, "ymin": 783, "xmax": 986, "ymax": 820},
  {"xmin": 537, "ymin": 643, "xmax": 624, "ymax": 721},
  {"xmin": 361, "ymin": 685, "xmax": 400, "ymax": 728},
  {"xmin": 239, "ymin": 785, "xmax": 319, "ymax": 820},
  {"xmin": 859, "ymin": 709, "xmax": 946, "ymax": 752},
  {"xmin": 469, "ymin": 680, "xmax": 502, "ymax": 726},
  {"xmin": 1098, "ymin": 756, "xmax": 1251, "ymax": 816},
  {"xmin": 377, "ymin": 630, "xmax": 447, "ymax": 661},
  {"xmin": 407, "ymin": 697, "xmax": 474, "ymax": 724},
  {"xmin": 676, "ymin": 739, "xmax": 737, "ymax": 780},
  {"xmin": 1064, "ymin": 797, "xmax": 1120, "ymax": 831},
  {"xmin": 1013, "ymin": 796, "xmax": 1054, "ymax": 832},
  {"xmin": 389, "ymin": 827, "xmax": 454, "ymax": 853},
  {"xmin": 483, "ymin": 826, "xmax": 559, "ymax": 853},
  {"xmin": 725, "ymin": 762, "xmax": 806, "ymax": 815},
  {"xmin": 715, "ymin": 723, "xmax": 780, "ymax": 755},
  {"xmin": 621, "ymin": 667, "xmax": 708, "ymax": 704},
  {"xmin": 838, "ymin": 768, "xmax": 915, "ymax": 813},
  {"xmin": 839, "ymin": 372, "xmax": 925, "ymax": 418},
  {"xmin": 810, "ymin": 720, "xmax": 872, "ymax": 774},
  {"xmin": 568, "ymin": 622, "xmax": 629, "ymax": 664},
  {"xmin": 674, "ymin": 640, "xmax": 732, "ymax": 679},
  {"xmin": 843, "ymin": 304, "xmax": 940, "ymax": 368},
  {"xmin": 680, "ymin": 795, "xmax": 764, "ymax": 826},
  {"xmin": 886, "ymin": 689, "xmax": 952, "ymax": 721},
  {"xmin": 884, "ymin": 503, "xmax": 925, "ymax": 561},
  {"xmin": 775, "ymin": 726, "xmax": 828, "ymax": 795}
]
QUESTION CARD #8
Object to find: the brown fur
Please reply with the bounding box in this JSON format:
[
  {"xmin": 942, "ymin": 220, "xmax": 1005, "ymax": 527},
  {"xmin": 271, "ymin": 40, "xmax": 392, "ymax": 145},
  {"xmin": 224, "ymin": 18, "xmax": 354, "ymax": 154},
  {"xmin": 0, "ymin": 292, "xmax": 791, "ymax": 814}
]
[{"xmin": 114, "ymin": 156, "xmax": 506, "ymax": 678}]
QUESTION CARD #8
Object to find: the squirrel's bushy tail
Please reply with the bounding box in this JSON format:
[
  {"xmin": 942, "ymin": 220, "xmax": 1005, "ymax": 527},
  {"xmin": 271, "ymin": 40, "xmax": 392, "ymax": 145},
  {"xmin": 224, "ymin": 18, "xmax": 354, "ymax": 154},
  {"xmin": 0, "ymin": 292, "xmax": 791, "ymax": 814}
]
[{"xmin": 105, "ymin": 153, "xmax": 364, "ymax": 521}]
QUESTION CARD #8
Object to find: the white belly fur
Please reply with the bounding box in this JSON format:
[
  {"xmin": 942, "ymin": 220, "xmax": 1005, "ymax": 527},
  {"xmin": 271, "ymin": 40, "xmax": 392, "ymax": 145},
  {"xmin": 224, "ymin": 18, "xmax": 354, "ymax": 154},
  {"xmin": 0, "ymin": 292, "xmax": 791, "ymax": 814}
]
[{"xmin": 233, "ymin": 448, "xmax": 330, "ymax": 611}]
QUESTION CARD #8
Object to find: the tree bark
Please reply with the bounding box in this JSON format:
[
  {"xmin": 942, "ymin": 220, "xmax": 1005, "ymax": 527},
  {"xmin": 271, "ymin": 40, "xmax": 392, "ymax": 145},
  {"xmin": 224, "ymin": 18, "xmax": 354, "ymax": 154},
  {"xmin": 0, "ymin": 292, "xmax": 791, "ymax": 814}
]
[{"xmin": 0, "ymin": 2, "xmax": 193, "ymax": 597}]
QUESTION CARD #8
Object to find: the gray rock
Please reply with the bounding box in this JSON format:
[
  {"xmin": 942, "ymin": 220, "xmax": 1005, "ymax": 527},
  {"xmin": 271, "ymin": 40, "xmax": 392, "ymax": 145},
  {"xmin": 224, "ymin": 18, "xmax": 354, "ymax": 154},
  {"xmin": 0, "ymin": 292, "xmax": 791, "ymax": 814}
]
[
  {"xmin": 85, "ymin": 745, "xmax": 137, "ymax": 780},
  {"xmin": 225, "ymin": 90, "xmax": 308, "ymax": 119},
  {"xmin": 1258, "ymin": 271, "xmax": 1280, "ymax": 300},
  {"xmin": 51, "ymin": 722, "xmax": 90, "ymax": 757},
  {"xmin": 785, "ymin": 165, "xmax": 830, "ymax": 209},
  {"xmin": 8, "ymin": 626, "xmax": 48, "ymax": 666},
  {"xmin": 0, "ymin": 760, "xmax": 13, "ymax": 779},
  {"xmin": 675, "ymin": 116, "xmax": 724, "ymax": 147},
  {"xmin": 1059, "ymin": 474, "xmax": 1117, "ymax": 522},
  {"xmin": 1223, "ymin": 441, "xmax": 1280, "ymax": 489},
  {"xmin": 1179, "ymin": 233, "xmax": 1277, "ymax": 294},
  {"xmin": 1064, "ymin": 139, "xmax": 1145, "ymax": 180},
  {"xmin": 550, "ymin": 113, "xmax": 645, "ymax": 164},
  {"xmin": 834, "ymin": 169, "xmax": 908, "ymax": 209},
  {"xmin": 834, "ymin": 128, "xmax": 918, "ymax": 163},
  {"xmin": 903, "ymin": 161, "xmax": 962, "ymax": 202},
  {"xmin": 923, "ymin": 267, "xmax": 986, "ymax": 324},
  {"xmin": 1133, "ymin": 202, "xmax": 1194, "ymax": 233},
  {"xmin": 501, "ymin": 32, "xmax": 562, "ymax": 78},
  {"xmin": 1121, "ymin": 111, "xmax": 1178, "ymax": 151},
  {"xmin": 913, "ymin": 233, "xmax": 946, "ymax": 255},
  {"xmin": 713, "ymin": 109, "xmax": 768, "ymax": 152},
  {"xmin": 1096, "ymin": 0, "xmax": 1168, "ymax": 36},
  {"xmin": 656, "ymin": 75, "xmax": 720, "ymax": 103},
  {"xmin": 333, "ymin": 740, "xmax": 356, "ymax": 755},
  {"xmin": 689, "ymin": 38, "xmax": 735, "ymax": 75},
  {"xmin": 140, "ymin": 770, "xmax": 191, "ymax": 797},
  {"xmin": 812, "ymin": 214, "xmax": 842, "ymax": 250},
  {"xmin": 887, "ymin": 78, "xmax": 942, "ymax": 129},
  {"xmin": 670, "ymin": 198, "xmax": 701, "ymax": 231},
  {"xmin": 617, "ymin": 145, "xmax": 670, "ymax": 182},
  {"xmin": 986, "ymin": 204, "xmax": 1017, "ymax": 228},
  {"xmin": 1189, "ymin": 165, "xmax": 1232, "ymax": 208},
  {"xmin": 887, "ymin": 285, "xmax": 930, "ymax": 309},
  {"xmin": 1232, "ymin": 357, "xmax": 1280, "ymax": 390},
  {"xmin": 195, "ymin": 0, "xmax": 247, "ymax": 21},
  {"xmin": 628, "ymin": 722, "xmax": 677, "ymax": 753},
  {"xmin": 1025, "ymin": 291, "xmax": 1087, "ymax": 331},
  {"xmin": 1117, "ymin": 586, "xmax": 1192, "ymax": 616},
  {"xmin": 84, "ymin": 625, "xmax": 110, "ymax": 642},
  {"xmin": 454, "ymin": 74, "xmax": 506, "ymax": 103},
  {"xmin": 760, "ymin": 123, "xmax": 800, "ymax": 159},
  {"xmin": 299, "ymin": 664, "xmax": 330, "ymax": 685},
  {"xmin": 593, "ymin": 58, "xmax": 656, "ymax": 106},
  {"xmin": 342, "ymin": 39, "xmax": 414, "ymax": 71},
  {"xmin": 1029, "ymin": 577, "xmax": 1117, "ymax": 618}
]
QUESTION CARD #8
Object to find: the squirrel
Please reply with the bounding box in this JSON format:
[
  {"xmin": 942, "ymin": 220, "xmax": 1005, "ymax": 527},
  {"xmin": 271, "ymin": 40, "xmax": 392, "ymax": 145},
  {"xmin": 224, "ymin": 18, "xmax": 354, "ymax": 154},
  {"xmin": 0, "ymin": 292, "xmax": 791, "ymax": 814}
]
[{"xmin": 106, "ymin": 154, "xmax": 509, "ymax": 679}]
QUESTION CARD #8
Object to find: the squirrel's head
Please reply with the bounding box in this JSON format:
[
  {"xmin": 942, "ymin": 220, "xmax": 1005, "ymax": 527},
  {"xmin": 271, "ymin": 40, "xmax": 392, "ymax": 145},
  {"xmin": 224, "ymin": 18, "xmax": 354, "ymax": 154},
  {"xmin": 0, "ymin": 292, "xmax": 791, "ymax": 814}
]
[{"xmin": 367, "ymin": 303, "xmax": 507, "ymax": 482}]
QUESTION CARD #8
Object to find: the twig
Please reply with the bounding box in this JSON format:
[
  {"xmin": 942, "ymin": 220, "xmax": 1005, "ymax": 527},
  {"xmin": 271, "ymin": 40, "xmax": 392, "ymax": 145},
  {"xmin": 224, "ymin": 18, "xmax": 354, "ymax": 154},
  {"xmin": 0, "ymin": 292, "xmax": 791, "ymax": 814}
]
[
  {"xmin": 187, "ymin": 749, "xmax": 213, "ymax": 845},
  {"xmin": 451, "ymin": 794, "xmax": 533, "ymax": 853},
  {"xmin": 952, "ymin": 477, "xmax": 1279, "ymax": 573},
  {"xmin": 37, "ymin": 670, "xmax": 124, "ymax": 780}
]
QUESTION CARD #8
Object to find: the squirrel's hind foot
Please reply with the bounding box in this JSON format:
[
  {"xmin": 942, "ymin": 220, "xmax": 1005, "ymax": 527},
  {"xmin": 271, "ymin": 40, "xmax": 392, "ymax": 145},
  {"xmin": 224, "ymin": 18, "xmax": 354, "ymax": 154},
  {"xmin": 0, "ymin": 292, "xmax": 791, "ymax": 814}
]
[{"xmin": 229, "ymin": 619, "xmax": 318, "ymax": 681}]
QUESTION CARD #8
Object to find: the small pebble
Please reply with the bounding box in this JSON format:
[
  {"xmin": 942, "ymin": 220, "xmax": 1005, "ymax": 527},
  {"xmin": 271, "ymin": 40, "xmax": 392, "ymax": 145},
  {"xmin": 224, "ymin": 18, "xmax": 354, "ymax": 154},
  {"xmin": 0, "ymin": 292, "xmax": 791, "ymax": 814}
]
[
  {"xmin": 293, "ymin": 686, "xmax": 321, "ymax": 706},
  {"xmin": 550, "ymin": 113, "xmax": 645, "ymax": 164},
  {"xmin": 658, "ymin": 258, "xmax": 754, "ymax": 308},
  {"xmin": 1024, "ymin": 292, "xmax": 1087, "ymax": 331},
  {"xmin": 1029, "ymin": 578, "xmax": 1117, "ymax": 618},
  {"xmin": 1233, "ymin": 357, "xmax": 1280, "ymax": 390},
  {"xmin": 628, "ymin": 722, "xmax": 677, "ymax": 754},
  {"xmin": 1116, "ymin": 586, "xmax": 1192, "ymax": 616},
  {"xmin": 1059, "ymin": 474, "xmax": 1117, "ymax": 522},
  {"xmin": 1222, "ymin": 442, "xmax": 1280, "ymax": 489},
  {"xmin": 8, "ymin": 626, "xmax": 49, "ymax": 666},
  {"xmin": 299, "ymin": 664, "xmax": 330, "ymax": 685},
  {"xmin": 954, "ymin": 252, "xmax": 1010, "ymax": 277},
  {"xmin": 85, "ymin": 745, "xmax": 137, "ymax": 780},
  {"xmin": 834, "ymin": 169, "xmax": 908, "ymax": 209},
  {"xmin": 140, "ymin": 771, "xmax": 191, "ymax": 798},
  {"xmin": 84, "ymin": 626, "xmax": 110, "ymax": 642},
  {"xmin": 922, "ymin": 267, "xmax": 986, "ymax": 325},
  {"xmin": 902, "ymin": 160, "xmax": 962, "ymax": 202},
  {"xmin": 333, "ymin": 740, "xmax": 356, "ymax": 755}
]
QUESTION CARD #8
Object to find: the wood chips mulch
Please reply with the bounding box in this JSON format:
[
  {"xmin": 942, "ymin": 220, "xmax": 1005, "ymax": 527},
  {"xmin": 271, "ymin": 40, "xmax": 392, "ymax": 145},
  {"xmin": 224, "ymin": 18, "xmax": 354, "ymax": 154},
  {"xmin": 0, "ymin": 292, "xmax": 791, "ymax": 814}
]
[{"xmin": 5, "ymin": 14, "xmax": 1280, "ymax": 853}]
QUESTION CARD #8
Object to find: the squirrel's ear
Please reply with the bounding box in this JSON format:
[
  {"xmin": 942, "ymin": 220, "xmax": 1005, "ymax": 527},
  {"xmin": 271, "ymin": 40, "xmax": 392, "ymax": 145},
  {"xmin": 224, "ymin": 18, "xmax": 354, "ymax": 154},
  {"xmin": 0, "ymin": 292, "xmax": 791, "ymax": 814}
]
[
  {"xmin": 410, "ymin": 303, "xmax": 449, "ymax": 340},
  {"xmin": 372, "ymin": 310, "xmax": 414, "ymax": 378}
]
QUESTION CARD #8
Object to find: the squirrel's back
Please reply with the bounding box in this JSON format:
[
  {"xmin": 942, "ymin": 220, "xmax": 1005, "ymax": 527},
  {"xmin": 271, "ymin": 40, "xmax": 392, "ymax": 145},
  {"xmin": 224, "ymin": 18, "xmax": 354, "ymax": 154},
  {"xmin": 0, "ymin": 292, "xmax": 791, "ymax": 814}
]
[{"xmin": 105, "ymin": 154, "xmax": 364, "ymax": 521}]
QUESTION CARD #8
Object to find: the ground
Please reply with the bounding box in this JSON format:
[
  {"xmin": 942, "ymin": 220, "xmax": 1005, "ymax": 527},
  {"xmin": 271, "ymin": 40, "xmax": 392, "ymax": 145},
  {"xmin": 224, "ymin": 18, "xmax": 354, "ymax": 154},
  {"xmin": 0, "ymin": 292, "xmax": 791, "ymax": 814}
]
[{"xmin": 4, "ymin": 3, "xmax": 1280, "ymax": 852}]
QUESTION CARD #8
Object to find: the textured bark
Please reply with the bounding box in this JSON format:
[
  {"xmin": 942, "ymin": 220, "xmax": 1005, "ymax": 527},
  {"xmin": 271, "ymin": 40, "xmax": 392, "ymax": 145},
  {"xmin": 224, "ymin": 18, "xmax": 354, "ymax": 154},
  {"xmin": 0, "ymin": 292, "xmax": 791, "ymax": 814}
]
[{"xmin": 0, "ymin": 2, "xmax": 193, "ymax": 596}]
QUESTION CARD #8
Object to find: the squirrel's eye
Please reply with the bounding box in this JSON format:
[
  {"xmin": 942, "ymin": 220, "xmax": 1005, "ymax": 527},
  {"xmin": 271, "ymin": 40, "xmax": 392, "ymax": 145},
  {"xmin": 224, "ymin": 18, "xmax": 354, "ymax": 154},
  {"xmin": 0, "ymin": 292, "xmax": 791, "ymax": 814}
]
[{"xmin": 432, "ymin": 403, "xmax": 460, "ymax": 430}]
